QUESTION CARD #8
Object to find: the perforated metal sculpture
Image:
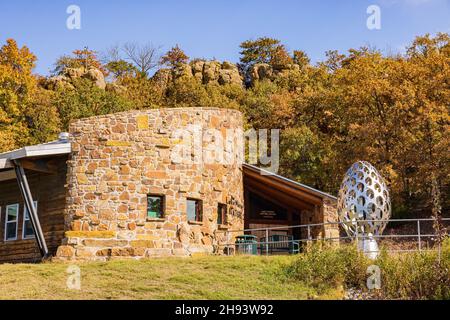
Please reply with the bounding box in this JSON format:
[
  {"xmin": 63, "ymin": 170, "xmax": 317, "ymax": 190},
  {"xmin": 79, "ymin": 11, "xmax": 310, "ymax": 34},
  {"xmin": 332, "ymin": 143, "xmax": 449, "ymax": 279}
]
[{"xmin": 337, "ymin": 161, "xmax": 391, "ymax": 258}]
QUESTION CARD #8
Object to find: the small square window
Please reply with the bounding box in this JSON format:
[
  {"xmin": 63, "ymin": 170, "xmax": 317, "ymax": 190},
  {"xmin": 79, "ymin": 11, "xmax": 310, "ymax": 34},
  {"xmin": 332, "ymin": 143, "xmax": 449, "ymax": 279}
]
[
  {"xmin": 147, "ymin": 195, "xmax": 164, "ymax": 219},
  {"xmin": 187, "ymin": 198, "xmax": 202, "ymax": 222},
  {"xmin": 217, "ymin": 203, "xmax": 227, "ymax": 225}
]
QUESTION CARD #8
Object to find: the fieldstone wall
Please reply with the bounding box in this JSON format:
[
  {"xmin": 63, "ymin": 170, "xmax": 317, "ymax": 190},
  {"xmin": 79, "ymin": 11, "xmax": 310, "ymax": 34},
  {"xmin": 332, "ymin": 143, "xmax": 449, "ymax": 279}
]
[
  {"xmin": 323, "ymin": 198, "xmax": 339, "ymax": 241},
  {"xmin": 57, "ymin": 108, "xmax": 244, "ymax": 261}
]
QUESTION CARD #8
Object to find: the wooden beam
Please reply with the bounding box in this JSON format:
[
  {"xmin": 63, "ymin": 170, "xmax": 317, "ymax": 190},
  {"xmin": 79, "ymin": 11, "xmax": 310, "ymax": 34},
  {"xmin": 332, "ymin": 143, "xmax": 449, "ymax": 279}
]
[
  {"xmin": 244, "ymin": 169, "xmax": 323, "ymax": 205},
  {"xmin": 19, "ymin": 158, "xmax": 58, "ymax": 174},
  {"xmin": 242, "ymin": 164, "xmax": 333, "ymax": 203},
  {"xmin": 0, "ymin": 170, "xmax": 16, "ymax": 181},
  {"xmin": 245, "ymin": 179, "xmax": 315, "ymax": 210}
]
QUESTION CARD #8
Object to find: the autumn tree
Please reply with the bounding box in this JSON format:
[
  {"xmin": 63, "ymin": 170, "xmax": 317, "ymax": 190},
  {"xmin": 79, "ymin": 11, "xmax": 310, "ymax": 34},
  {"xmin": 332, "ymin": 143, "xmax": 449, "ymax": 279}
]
[
  {"xmin": 102, "ymin": 45, "xmax": 137, "ymax": 80},
  {"xmin": 0, "ymin": 33, "xmax": 447, "ymax": 220},
  {"xmin": 53, "ymin": 47, "xmax": 107, "ymax": 75},
  {"xmin": 0, "ymin": 39, "xmax": 37, "ymax": 151},
  {"xmin": 240, "ymin": 37, "xmax": 285, "ymax": 66},
  {"xmin": 239, "ymin": 37, "xmax": 294, "ymax": 86},
  {"xmin": 293, "ymin": 50, "xmax": 310, "ymax": 68},
  {"xmin": 160, "ymin": 45, "xmax": 189, "ymax": 68},
  {"xmin": 54, "ymin": 78, "xmax": 132, "ymax": 129}
]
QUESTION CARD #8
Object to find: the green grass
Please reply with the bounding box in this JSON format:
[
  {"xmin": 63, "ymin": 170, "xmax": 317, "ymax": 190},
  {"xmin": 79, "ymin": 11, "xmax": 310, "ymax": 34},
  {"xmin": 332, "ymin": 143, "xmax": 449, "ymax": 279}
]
[{"xmin": 0, "ymin": 255, "xmax": 334, "ymax": 300}]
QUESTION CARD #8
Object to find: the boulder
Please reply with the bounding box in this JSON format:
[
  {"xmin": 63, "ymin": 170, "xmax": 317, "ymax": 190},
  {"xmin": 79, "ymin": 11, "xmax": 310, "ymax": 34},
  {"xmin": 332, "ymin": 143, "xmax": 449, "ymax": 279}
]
[
  {"xmin": 65, "ymin": 67, "xmax": 85, "ymax": 79},
  {"xmin": 83, "ymin": 68, "xmax": 106, "ymax": 90},
  {"xmin": 221, "ymin": 61, "xmax": 236, "ymax": 70},
  {"xmin": 151, "ymin": 60, "xmax": 243, "ymax": 86},
  {"xmin": 173, "ymin": 63, "xmax": 192, "ymax": 79},
  {"xmin": 250, "ymin": 63, "xmax": 273, "ymax": 83},
  {"xmin": 42, "ymin": 67, "xmax": 107, "ymax": 90},
  {"xmin": 202, "ymin": 60, "xmax": 221, "ymax": 84},
  {"xmin": 43, "ymin": 75, "xmax": 74, "ymax": 90},
  {"xmin": 191, "ymin": 60, "xmax": 205, "ymax": 81},
  {"xmin": 152, "ymin": 68, "xmax": 173, "ymax": 87}
]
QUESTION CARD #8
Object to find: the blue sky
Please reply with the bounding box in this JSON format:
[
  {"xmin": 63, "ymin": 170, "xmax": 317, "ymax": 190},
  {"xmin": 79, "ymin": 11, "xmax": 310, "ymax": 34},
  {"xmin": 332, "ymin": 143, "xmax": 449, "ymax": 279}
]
[{"xmin": 1, "ymin": 0, "xmax": 449, "ymax": 75}]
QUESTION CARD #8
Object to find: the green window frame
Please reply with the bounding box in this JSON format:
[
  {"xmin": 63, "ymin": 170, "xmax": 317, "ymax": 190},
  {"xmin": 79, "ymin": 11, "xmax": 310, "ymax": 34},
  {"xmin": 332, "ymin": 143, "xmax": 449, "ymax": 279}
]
[{"xmin": 147, "ymin": 195, "xmax": 164, "ymax": 219}]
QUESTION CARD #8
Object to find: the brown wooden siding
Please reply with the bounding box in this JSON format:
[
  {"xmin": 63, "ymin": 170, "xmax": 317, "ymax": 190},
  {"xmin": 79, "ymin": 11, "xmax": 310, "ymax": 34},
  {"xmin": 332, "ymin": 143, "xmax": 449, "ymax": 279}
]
[{"xmin": 0, "ymin": 156, "xmax": 67, "ymax": 263}]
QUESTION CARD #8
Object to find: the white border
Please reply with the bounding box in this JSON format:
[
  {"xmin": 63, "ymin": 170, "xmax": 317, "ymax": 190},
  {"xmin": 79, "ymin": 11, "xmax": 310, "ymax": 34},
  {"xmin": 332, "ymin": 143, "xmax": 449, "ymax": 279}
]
[
  {"xmin": 4, "ymin": 203, "xmax": 19, "ymax": 241},
  {"xmin": 22, "ymin": 201, "xmax": 37, "ymax": 239}
]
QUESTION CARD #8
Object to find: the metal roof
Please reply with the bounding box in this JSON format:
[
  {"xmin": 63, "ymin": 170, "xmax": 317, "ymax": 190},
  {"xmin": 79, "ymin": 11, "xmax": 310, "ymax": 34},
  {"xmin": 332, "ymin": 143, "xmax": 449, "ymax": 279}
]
[{"xmin": 0, "ymin": 139, "xmax": 71, "ymax": 169}]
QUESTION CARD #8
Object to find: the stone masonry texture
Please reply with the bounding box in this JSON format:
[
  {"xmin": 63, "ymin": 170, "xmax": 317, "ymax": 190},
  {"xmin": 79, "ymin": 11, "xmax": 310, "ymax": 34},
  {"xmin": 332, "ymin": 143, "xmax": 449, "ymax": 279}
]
[{"xmin": 57, "ymin": 108, "xmax": 244, "ymax": 261}]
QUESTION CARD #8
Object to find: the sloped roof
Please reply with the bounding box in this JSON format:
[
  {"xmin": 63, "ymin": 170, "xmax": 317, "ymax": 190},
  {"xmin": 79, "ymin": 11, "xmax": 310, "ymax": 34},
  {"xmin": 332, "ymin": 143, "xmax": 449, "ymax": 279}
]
[
  {"xmin": 243, "ymin": 163, "xmax": 337, "ymax": 201},
  {"xmin": 0, "ymin": 139, "xmax": 71, "ymax": 169}
]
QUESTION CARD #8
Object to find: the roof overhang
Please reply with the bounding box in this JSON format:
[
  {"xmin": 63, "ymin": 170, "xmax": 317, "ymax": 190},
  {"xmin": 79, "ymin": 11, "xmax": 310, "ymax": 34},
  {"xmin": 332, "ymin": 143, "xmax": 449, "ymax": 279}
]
[
  {"xmin": 0, "ymin": 158, "xmax": 13, "ymax": 170},
  {"xmin": 0, "ymin": 141, "xmax": 71, "ymax": 180},
  {"xmin": 243, "ymin": 163, "xmax": 337, "ymax": 206},
  {"xmin": 0, "ymin": 142, "xmax": 71, "ymax": 162}
]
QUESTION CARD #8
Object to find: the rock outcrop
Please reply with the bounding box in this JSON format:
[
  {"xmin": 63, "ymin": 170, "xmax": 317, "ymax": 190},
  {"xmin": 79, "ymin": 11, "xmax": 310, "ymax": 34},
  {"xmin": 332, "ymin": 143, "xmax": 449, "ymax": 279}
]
[
  {"xmin": 43, "ymin": 67, "xmax": 107, "ymax": 90},
  {"xmin": 249, "ymin": 63, "xmax": 301, "ymax": 85},
  {"xmin": 152, "ymin": 60, "xmax": 243, "ymax": 87}
]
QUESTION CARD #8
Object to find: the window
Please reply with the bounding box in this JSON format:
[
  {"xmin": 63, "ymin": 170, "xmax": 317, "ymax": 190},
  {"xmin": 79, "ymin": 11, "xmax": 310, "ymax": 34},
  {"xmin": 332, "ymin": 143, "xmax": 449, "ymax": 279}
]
[
  {"xmin": 187, "ymin": 198, "xmax": 202, "ymax": 222},
  {"xmin": 217, "ymin": 203, "xmax": 227, "ymax": 225},
  {"xmin": 23, "ymin": 201, "xmax": 37, "ymax": 239},
  {"xmin": 5, "ymin": 204, "xmax": 19, "ymax": 241},
  {"xmin": 147, "ymin": 195, "xmax": 164, "ymax": 219}
]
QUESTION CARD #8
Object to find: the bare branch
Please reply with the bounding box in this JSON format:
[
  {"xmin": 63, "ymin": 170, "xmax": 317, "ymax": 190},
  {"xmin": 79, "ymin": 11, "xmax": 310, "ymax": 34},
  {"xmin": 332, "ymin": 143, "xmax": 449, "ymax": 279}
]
[
  {"xmin": 123, "ymin": 42, "xmax": 161, "ymax": 75},
  {"xmin": 101, "ymin": 44, "xmax": 121, "ymax": 64}
]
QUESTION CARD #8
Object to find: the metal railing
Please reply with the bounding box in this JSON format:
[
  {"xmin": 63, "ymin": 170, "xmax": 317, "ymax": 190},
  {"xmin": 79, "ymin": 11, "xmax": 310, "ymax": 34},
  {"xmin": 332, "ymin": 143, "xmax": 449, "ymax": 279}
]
[{"xmin": 217, "ymin": 218, "xmax": 450, "ymax": 255}]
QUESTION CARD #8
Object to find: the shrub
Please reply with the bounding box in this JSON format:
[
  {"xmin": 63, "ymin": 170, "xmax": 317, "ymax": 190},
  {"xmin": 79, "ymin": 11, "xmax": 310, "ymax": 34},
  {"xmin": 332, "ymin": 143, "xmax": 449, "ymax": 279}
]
[
  {"xmin": 285, "ymin": 242, "xmax": 450, "ymax": 299},
  {"xmin": 285, "ymin": 244, "xmax": 369, "ymax": 293},
  {"xmin": 376, "ymin": 248, "xmax": 450, "ymax": 299}
]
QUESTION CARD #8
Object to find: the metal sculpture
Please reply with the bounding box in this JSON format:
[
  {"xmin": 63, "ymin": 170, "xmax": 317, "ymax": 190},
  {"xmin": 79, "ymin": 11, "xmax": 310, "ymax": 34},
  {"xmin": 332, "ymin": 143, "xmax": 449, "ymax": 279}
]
[{"xmin": 337, "ymin": 161, "xmax": 391, "ymax": 258}]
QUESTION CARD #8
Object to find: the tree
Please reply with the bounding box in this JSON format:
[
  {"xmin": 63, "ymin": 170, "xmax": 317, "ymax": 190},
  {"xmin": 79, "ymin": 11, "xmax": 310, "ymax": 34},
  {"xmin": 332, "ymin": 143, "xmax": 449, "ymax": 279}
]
[
  {"xmin": 320, "ymin": 50, "xmax": 345, "ymax": 72},
  {"xmin": 105, "ymin": 60, "xmax": 137, "ymax": 79},
  {"xmin": 293, "ymin": 50, "xmax": 310, "ymax": 68},
  {"xmin": 123, "ymin": 42, "xmax": 161, "ymax": 77},
  {"xmin": 102, "ymin": 45, "xmax": 137, "ymax": 79},
  {"xmin": 239, "ymin": 37, "xmax": 291, "ymax": 70},
  {"xmin": 0, "ymin": 39, "xmax": 37, "ymax": 151},
  {"xmin": 53, "ymin": 47, "xmax": 107, "ymax": 75},
  {"xmin": 26, "ymin": 88, "xmax": 61, "ymax": 144},
  {"xmin": 54, "ymin": 78, "xmax": 132, "ymax": 129},
  {"xmin": 160, "ymin": 45, "xmax": 189, "ymax": 68}
]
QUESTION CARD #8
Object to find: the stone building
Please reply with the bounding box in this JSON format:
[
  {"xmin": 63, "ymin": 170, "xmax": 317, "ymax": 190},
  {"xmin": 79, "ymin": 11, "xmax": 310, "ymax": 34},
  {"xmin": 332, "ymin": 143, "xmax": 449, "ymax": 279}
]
[{"xmin": 0, "ymin": 108, "xmax": 337, "ymax": 263}]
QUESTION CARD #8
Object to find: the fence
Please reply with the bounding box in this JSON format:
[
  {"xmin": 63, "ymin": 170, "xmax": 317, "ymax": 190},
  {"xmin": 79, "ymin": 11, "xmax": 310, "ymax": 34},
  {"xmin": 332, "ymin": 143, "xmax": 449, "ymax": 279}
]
[{"xmin": 218, "ymin": 218, "xmax": 450, "ymax": 256}]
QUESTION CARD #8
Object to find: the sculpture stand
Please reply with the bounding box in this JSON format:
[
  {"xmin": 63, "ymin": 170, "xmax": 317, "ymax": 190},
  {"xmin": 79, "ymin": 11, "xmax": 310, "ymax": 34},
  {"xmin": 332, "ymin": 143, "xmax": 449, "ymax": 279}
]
[{"xmin": 358, "ymin": 234, "xmax": 379, "ymax": 259}]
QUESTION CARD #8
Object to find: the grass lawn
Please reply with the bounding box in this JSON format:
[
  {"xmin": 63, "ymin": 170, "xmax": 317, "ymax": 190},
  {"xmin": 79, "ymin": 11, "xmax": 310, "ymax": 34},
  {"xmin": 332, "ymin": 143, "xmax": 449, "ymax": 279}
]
[{"xmin": 0, "ymin": 255, "xmax": 340, "ymax": 300}]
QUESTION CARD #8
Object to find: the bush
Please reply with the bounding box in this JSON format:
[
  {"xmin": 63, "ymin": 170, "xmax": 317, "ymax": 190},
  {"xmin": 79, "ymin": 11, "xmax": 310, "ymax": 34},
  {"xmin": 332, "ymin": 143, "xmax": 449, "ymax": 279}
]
[
  {"xmin": 285, "ymin": 242, "xmax": 450, "ymax": 299},
  {"xmin": 285, "ymin": 244, "xmax": 369, "ymax": 293},
  {"xmin": 376, "ymin": 249, "xmax": 450, "ymax": 299}
]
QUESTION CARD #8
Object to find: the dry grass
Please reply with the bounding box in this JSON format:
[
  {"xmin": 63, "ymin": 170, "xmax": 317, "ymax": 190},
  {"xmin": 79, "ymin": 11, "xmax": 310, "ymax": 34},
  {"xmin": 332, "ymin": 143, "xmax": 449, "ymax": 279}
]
[{"xmin": 0, "ymin": 255, "xmax": 328, "ymax": 300}]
